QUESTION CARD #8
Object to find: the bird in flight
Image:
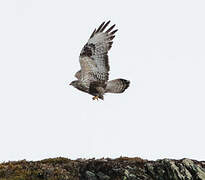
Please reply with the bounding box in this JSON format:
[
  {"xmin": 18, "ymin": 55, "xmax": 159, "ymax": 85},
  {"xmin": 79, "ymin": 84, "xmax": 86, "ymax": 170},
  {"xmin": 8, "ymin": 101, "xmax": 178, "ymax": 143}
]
[{"xmin": 70, "ymin": 21, "xmax": 130, "ymax": 100}]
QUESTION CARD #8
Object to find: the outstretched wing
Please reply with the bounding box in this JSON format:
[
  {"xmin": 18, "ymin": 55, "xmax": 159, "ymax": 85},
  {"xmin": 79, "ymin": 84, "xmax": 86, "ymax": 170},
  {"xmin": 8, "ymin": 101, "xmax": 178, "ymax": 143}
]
[{"xmin": 79, "ymin": 21, "xmax": 118, "ymax": 83}]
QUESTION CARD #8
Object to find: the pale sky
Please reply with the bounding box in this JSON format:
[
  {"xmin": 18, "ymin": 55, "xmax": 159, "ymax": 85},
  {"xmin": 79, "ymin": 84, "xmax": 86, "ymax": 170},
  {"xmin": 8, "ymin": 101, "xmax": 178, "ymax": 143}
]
[{"xmin": 0, "ymin": 0, "xmax": 205, "ymax": 162}]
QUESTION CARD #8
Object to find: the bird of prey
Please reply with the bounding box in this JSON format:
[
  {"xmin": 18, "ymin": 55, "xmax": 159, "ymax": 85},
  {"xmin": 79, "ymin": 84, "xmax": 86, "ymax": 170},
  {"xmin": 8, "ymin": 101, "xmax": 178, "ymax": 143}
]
[{"xmin": 70, "ymin": 21, "xmax": 130, "ymax": 100}]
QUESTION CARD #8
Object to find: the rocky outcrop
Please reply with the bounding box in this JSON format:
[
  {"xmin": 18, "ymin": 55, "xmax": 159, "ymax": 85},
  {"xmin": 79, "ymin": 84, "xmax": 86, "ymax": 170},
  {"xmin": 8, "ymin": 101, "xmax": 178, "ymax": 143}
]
[{"xmin": 0, "ymin": 157, "xmax": 205, "ymax": 180}]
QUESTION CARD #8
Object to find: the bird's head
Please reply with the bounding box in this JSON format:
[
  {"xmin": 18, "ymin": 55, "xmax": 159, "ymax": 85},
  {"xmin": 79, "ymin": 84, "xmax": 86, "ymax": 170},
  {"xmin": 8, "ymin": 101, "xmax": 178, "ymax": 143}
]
[{"xmin": 69, "ymin": 80, "xmax": 79, "ymax": 88}]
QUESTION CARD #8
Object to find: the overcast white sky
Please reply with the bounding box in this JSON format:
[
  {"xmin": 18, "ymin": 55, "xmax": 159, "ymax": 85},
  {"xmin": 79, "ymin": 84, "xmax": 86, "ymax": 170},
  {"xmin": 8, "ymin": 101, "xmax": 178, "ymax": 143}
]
[{"xmin": 0, "ymin": 0, "xmax": 205, "ymax": 162}]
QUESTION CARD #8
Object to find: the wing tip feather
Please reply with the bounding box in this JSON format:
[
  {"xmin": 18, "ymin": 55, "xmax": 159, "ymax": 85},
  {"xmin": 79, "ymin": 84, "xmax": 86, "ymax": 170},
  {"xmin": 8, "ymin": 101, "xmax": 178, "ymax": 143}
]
[
  {"xmin": 110, "ymin": 29, "xmax": 118, "ymax": 35},
  {"xmin": 106, "ymin": 24, "xmax": 116, "ymax": 33},
  {"xmin": 90, "ymin": 28, "xmax": 96, "ymax": 38},
  {"xmin": 89, "ymin": 21, "xmax": 118, "ymax": 39},
  {"xmin": 96, "ymin": 21, "xmax": 105, "ymax": 33},
  {"xmin": 100, "ymin": 21, "xmax": 111, "ymax": 32}
]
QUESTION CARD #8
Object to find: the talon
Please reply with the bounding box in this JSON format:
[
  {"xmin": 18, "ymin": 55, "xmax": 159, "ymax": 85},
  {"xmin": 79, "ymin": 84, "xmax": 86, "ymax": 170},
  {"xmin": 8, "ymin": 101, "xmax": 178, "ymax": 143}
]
[{"xmin": 92, "ymin": 96, "xmax": 99, "ymax": 100}]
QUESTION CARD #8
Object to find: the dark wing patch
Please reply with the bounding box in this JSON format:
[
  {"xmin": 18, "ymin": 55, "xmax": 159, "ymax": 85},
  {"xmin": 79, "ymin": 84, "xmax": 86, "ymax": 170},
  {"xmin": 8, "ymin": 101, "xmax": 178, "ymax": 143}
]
[{"xmin": 80, "ymin": 43, "xmax": 95, "ymax": 57}]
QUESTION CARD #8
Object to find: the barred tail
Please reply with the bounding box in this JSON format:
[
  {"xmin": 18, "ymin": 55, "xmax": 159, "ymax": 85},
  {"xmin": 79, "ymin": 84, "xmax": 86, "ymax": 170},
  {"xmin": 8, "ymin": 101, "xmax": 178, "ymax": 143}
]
[{"xmin": 105, "ymin": 79, "xmax": 130, "ymax": 93}]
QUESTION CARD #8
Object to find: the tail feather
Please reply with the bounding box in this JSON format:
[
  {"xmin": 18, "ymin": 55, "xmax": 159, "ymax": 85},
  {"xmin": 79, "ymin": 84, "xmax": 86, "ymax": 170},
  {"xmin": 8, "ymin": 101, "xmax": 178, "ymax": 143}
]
[{"xmin": 105, "ymin": 79, "xmax": 130, "ymax": 93}]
